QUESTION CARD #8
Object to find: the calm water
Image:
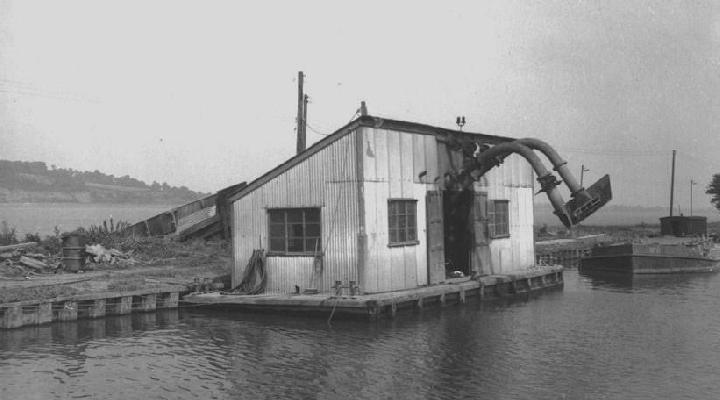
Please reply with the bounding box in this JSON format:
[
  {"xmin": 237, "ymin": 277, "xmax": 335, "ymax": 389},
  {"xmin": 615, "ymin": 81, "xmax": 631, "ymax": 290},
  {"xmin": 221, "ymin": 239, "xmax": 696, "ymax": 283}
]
[
  {"xmin": 0, "ymin": 203, "xmax": 175, "ymax": 236},
  {"xmin": 2, "ymin": 270, "xmax": 720, "ymax": 400}
]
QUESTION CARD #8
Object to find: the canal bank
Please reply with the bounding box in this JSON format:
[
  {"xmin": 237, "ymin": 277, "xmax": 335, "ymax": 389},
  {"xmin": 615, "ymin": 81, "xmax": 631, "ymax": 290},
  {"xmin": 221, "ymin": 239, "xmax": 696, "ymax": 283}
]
[
  {"xmin": 183, "ymin": 265, "xmax": 563, "ymax": 319},
  {"xmin": 0, "ymin": 285, "xmax": 186, "ymax": 329}
]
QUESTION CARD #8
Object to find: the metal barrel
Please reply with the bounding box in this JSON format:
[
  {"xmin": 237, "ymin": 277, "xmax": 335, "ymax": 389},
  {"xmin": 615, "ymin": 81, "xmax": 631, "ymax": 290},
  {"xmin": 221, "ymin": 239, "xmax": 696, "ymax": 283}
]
[{"xmin": 61, "ymin": 234, "xmax": 86, "ymax": 272}]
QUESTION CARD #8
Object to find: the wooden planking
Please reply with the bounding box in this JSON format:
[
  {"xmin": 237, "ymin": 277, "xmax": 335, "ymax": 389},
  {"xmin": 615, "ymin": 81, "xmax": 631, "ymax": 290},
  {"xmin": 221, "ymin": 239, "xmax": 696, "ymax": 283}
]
[
  {"xmin": 360, "ymin": 128, "xmax": 434, "ymax": 292},
  {"xmin": 374, "ymin": 129, "xmax": 390, "ymax": 181},
  {"xmin": 385, "ymin": 130, "xmax": 402, "ymax": 198},
  {"xmin": 403, "ymin": 245, "xmax": 417, "ymax": 288},
  {"xmin": 363, "ymin": 181, "xmax": 380, "ymax": 293},
  {"xmin": 399, "ymin": 133, "xmax": 415, "ymax": 197},
  {"xmin": 424, "ymin": 135, "xmax": 439, "ymax": 185},
  {"xmin": 426, "ymin": 190, "xmax": 445, "ymax": 284},
  {"xmin": 183, "ymin": 267, "xmax": 565, "ymax": 319},
  {"xmin": 412, "ymin": 134, "xmax": 426, "ymax": 183},
  {"xmin": 389, "ymin": 247, "xmax": 405, "ymax": 291},
  {"xmin": 375, "ymin": 180, "xmax": 393, "ymax": 292},
  {"xmin": 363, "ymin": 127, "xmax": 378, "ymax": 181},
  {"xmin": 414, "ymin": 184, "xmax": 430, "ymax": 286}
]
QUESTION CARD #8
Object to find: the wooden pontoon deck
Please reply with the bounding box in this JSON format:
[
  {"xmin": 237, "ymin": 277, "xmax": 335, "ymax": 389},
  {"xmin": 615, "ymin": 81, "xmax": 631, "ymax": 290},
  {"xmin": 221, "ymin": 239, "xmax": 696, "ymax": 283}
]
[{"xmin": 183, "ymin": 266, "xmax": 564, "ymax": 319}]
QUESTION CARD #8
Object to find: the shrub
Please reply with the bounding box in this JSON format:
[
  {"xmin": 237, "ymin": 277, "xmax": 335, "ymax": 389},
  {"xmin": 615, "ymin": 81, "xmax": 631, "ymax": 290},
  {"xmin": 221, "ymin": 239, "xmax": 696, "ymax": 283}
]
[{"xmin": 0, "ymin": 221, "xmax": 18, "ymax": 246}]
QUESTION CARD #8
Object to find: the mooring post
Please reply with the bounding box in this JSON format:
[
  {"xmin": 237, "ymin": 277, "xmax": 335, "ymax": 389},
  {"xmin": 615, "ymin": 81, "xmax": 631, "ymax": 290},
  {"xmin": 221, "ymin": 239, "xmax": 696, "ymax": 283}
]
[
  {"xmin": 20, "ymin": 305, "xmax": 39, "ymax": 327},
  {"xmin": 88, "ymin": 299, "xmax": 106, "ymax": 318},
  {"xmin": 57, "ymin": 301, "xmax": 78, "ymax": 321},
  {"xmin": 38, "ymin": 303, "xmax": 52, "ymax": 325},
  {"xmin": 366, "ymin": 301, "xmax": 380, "ymax": 319},
  {"xmin": 134, "ymin": 294, "xmax": 157, "ymax": 312},
  {"xmin": 1, "ymin": 305, "xmax": 22, "ymax": 329},
  {"xmin": 157, "ymin": 292, "xmax": 179, "ymax": 309}
]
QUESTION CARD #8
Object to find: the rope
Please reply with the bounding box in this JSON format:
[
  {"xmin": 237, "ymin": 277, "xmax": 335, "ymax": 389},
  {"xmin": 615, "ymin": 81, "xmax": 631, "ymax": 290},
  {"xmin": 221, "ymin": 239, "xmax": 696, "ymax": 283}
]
[
  {"xmin": 327, "ymin": 298, "xmax": 339, "ymax": 326},
  {"xmin": 223, "ymin": 249, "xmax": 266, "ymax": 295}
]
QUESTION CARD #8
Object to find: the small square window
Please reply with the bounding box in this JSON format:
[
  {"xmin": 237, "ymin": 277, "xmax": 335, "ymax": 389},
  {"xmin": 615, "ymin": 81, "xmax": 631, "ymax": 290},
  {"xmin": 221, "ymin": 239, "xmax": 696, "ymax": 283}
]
[
  {"xmin": 488, "ymin": 200, "xmax": 510, "ymax": 238},
  {"xmin": 388, "ymin": 199, "xmax": 418, "ymax": 247}
]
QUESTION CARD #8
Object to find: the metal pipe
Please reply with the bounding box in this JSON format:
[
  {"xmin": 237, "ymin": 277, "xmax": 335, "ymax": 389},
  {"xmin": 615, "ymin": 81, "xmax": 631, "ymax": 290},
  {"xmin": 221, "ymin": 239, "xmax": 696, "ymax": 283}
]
[
  {"xmin": 472, "ymin": 142, "xmax": 569, "ymax": 220},
  {"xmin": 515, "ymin": 138, "xmax": 589, "ymax": 198}
]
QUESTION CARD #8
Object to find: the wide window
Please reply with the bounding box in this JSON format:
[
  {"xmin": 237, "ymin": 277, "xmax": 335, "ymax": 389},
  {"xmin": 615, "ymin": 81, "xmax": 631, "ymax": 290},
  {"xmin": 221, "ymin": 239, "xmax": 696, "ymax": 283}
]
[
  {"xmin": 268, "ymin": 208, "xmax": 321, "ymax": 255},
  {"xmin": 388, "ymin": 199, "xmax": 418, "ymax": 246},
  {"xmin": 489, "ymin": 200, "xmax": 510, "ymax": 238}
]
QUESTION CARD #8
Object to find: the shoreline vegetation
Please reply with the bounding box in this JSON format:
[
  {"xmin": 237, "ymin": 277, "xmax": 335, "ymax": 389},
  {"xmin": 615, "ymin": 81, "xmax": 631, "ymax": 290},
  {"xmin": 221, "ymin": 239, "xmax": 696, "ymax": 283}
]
[{"xmin": 0, "ymin": 217, "xmax": 230, "ymax": 304}]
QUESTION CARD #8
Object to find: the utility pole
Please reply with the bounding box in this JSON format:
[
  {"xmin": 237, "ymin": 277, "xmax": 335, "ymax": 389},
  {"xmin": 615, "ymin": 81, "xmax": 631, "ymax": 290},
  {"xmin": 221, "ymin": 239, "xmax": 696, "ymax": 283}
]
[
  {"xmin": 296, "ymin": 71, "xmax": 306, "ymax": 155},
  {"xmin": 669, "ymin": 150, "xmax": 676, "ymax": 217},
  {"xmin": 303, "ymin": 93, "xmax": 308, "ymax": 141},
  {"xmin": 580, "ymin": 164, "xmax": 590, "ymax": 187},
  {"xmin": 690, "ymin": 179, "xmax": 697, "ymax": 216}
]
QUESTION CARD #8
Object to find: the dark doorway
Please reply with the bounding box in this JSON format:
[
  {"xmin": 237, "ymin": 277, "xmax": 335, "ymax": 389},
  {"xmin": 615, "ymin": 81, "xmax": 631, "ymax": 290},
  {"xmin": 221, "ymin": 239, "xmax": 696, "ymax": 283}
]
[{"xmin": 443, "ymin": 190, "xmax": 473, "ymax": 277}]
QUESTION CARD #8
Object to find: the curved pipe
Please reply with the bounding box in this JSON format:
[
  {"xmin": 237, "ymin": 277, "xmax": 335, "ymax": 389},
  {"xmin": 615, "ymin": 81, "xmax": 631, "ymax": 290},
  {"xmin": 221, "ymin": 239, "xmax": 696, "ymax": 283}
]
[
  {"xmin": 472, "ymin": 142, "xmax": 569, "ymax": 220},
  {"xmin": 516, "ymin": 138, "xmax": 584, "ymax": 196}
]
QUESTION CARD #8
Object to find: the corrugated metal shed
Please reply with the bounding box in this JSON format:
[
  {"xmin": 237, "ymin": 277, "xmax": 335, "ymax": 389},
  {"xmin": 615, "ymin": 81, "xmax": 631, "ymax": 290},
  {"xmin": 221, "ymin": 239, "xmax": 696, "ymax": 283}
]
[
  {"xmin": 230, "ymin": 115, "xmax": 537, "ymax": 294},
  {"xmin": 232, "ymin": 131, "xmax": 360, "ymax": 292}
]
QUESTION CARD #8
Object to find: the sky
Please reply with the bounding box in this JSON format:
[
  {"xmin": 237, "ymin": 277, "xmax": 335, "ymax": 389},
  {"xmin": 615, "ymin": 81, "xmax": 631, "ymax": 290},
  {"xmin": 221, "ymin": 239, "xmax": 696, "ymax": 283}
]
[{"xmin": 1, "ymin": 0, "xmax": 718, "ymax": 209}]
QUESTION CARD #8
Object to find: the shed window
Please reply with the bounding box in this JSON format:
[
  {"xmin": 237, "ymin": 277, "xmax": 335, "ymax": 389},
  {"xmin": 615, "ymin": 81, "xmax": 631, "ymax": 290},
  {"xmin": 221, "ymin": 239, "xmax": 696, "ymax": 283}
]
[
  {"xmin": 268, "ymin": 208, "xmax": 321, "ymax": 255},
  {"xmin": 388, "ymin": 199, "xmax": 418, "ymax": 246},
  {"xmin": 488, "ymin": 200, "xmax": 510, "ymax": 238}
]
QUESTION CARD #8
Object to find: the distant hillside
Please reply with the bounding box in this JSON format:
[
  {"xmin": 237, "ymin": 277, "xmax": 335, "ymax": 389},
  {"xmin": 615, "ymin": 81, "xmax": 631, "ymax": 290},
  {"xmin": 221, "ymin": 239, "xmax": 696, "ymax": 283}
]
[
  {"xmin": 0, "ymin": 160, "xmax": 209, "ymax": 204},
  {"xmin": 534, "ymin": 203, "xmax": 720, "ymax": 227}
]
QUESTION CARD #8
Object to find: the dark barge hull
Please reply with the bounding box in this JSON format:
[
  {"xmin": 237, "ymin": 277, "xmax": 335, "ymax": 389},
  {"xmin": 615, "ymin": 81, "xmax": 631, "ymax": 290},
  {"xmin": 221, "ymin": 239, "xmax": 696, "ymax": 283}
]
[{"xmin": 580, "ymin": 254, "xmax": 719, "ymax": 274}]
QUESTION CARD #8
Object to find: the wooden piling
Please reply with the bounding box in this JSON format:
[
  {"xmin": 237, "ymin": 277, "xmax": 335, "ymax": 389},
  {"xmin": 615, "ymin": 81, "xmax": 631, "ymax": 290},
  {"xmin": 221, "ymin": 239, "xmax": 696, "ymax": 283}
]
[
  {"xmin": 157, "ymin": 292, "xmax": 179, "ymax": 309},
  {"xmin": 133, "ymin": 294, "xmax": 157, "ymax": 312},
  {"xmin": 57, "ymin": 301, "xmax": 78, "ymax": 321},
  {"xmin": 0, "ymin": 285, "xmax": 184, "ymax": 329}
]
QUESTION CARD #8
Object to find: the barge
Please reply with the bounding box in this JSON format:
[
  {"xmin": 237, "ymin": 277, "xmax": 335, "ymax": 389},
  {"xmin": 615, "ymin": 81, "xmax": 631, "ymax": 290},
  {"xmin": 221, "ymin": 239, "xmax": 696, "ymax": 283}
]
[{"xmin": 579, "ymin": 240, "xmax": 720, "ymax": 274}]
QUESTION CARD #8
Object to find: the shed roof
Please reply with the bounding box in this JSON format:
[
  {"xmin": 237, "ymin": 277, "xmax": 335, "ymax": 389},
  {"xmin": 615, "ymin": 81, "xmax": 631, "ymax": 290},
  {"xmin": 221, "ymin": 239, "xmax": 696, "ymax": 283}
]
[{"xmin": 228, "ymin": 115, "xmax": 516, "ymax": 203}]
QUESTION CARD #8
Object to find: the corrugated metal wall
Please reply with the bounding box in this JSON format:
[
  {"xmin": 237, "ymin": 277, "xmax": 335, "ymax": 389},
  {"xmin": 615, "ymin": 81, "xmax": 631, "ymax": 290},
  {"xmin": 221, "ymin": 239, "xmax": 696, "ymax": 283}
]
[
  {"xmin": 361, "ymin": 127, "xmax": 436, "ymax": 293},
  {"xmin": 360, "ymin": 128, "xmax": 536, "ymax": 291},
  {"xmin": 476, "ymin": 153, "xmax": 535, "ymax": 273},
  {"xmin": 232, "ymin": 131, "xmax": 359, "ymax": 293},
  {"xmin": 233, "ymin": 123, "xmax": 536, "ymax": 294}
]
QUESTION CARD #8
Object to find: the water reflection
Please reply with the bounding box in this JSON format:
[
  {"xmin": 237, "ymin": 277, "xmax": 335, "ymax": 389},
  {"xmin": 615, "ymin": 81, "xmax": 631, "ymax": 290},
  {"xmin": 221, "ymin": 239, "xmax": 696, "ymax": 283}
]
[
  {"xmin": 3, "ymin": 275, "xmax": 720, "ymax": 399},
  {"xmin": 579, "ymin": 269, "xmax": 718, "ymax": 292}
]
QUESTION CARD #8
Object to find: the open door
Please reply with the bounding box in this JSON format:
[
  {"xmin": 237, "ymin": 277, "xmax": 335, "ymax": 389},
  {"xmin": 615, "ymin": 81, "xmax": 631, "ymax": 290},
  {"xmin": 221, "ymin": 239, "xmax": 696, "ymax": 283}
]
[
  {"xmin": 426, "ymin": 191, "xmax": 445, "ymax": 284},
  {"xmin": 471, "ymin": 192, "xmax": 493, "ymax": 275}
]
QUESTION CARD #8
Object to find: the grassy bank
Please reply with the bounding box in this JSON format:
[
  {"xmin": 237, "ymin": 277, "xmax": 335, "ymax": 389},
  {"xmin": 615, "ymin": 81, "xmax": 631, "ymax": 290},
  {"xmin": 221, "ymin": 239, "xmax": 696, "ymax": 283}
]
[{"xmin": 0, "ymin": 220, "xmax": 231, "ymax": 303}]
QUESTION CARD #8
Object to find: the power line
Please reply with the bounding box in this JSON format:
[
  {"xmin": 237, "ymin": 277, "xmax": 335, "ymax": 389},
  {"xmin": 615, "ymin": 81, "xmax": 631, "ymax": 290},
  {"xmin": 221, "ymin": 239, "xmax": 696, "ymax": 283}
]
[
  {"xmin": 306, "ymin": 123, "xmax": 329, "ymax": 136},
  {"xmin": 554, "ymin": 146, "xmax": 667, "ymax": 157}
]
